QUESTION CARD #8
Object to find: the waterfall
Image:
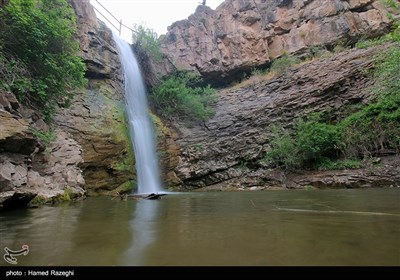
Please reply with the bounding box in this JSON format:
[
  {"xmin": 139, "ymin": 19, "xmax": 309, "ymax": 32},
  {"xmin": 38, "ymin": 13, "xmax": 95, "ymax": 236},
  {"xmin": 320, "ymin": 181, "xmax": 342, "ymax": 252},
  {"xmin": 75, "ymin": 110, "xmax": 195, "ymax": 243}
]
[{"xmin": 113, "ymin": 34, "xmax": 162, "ymax": 194}]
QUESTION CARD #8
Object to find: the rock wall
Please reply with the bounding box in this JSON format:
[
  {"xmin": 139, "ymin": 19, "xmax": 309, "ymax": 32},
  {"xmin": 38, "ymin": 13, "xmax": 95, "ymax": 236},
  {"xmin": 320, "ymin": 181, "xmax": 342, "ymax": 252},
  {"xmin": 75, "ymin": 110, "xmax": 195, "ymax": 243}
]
[
  {"xmin": 58, "ymin": 0, "xmax": 180, "ymax": 194},
  {"xmin": 0, "ymin": 0, "xmax": 181, "ymax": 208},
  {"xmin": 0, "ymin": 91, "xmax": 85, "ymax": 209},
  {"xmin": 172, "ymin": 45, "xmax": 400, "ymax": 190},
  {"xmin": 52, "ymin": 0, "xmax": 135, "ymax": 195},
  {"xmin": 161, "ymin": 0, "xmax": 393, "ymax": 84}
]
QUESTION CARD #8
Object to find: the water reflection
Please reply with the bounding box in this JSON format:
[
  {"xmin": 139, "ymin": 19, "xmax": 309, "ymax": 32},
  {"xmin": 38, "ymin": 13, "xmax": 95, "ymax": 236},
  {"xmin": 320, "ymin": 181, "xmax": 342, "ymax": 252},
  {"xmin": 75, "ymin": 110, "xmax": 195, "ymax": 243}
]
[
  {"xmin": 121, "ymin": 200, "xmax": 161, "ymax": 265},
  {"xmin": 0, "ymin": 198, "xmax": 136, "ymax": 266},
  {"xmin": 0, "ymin": 205, "xmax": 82, "ymax": 266},
  {"xmin": 1, "ymin": 189, "xmax": 399, "ymax": 266}
]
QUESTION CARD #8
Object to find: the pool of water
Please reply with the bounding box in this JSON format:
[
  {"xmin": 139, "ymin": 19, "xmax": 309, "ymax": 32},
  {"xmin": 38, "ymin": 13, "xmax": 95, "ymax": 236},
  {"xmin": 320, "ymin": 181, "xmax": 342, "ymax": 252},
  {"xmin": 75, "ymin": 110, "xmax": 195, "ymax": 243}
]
[{"xmin": 1, "ymin": 189, "xmax": 399, "ymax": 266}]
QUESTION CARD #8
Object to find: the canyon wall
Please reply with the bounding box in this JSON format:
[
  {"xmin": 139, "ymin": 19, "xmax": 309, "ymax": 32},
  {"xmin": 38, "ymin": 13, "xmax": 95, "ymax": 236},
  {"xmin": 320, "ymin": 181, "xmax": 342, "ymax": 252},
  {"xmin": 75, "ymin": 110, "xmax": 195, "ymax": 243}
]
[{"xmin": 161, "ymin": 0, "xmax": 392, "ymax": 84}]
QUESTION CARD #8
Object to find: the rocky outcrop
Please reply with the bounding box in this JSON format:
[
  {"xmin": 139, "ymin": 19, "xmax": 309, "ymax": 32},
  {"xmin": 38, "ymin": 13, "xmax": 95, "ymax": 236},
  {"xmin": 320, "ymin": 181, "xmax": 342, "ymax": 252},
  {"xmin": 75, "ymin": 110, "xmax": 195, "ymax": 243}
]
[
  {"xmin": 0, "ymin": 91, "xmax": 85, "ymax": 209},
  {"xmin": 58, "ymin": 0, "xmax": 179, "ymax": 193},
  {"xmin": 161, "ymin": 0, "xmax": 393, "ymax": 84},
  {"xmin": 151, "ymin": 114, "xmax": 182, "ymax": 189},
  {"xmin": 198, "ymin": 156, "xmax": 400, "ymax": 191},
  {"xmin": 0, "ymin": 0, "xmax": 180, "ymax": 205},
  {"xmin": 172, "ymin": 45, "xmax": 400, "ymax": 190},
  {"xmin": 54, "ymin": 0, "xmax": 134, "ymax": 195}
]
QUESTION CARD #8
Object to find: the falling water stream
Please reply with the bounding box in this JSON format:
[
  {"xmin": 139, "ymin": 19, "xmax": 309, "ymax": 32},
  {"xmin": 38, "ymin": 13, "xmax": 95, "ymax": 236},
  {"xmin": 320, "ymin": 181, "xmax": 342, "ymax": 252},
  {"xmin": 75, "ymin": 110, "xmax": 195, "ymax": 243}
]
[{"xmin": 113, "ymin": 34, "xmax": 162, "ymax": 194}]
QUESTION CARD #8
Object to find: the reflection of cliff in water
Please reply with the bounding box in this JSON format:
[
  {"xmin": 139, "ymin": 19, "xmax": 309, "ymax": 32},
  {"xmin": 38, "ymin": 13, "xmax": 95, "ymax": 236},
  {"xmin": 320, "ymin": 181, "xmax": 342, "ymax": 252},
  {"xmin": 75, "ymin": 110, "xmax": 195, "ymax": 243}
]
[
  {"xmin": 121, "ymin": 200, "xmax": 161, "ymax": 265},
  {"xmin": 0, "ymin": 198, "xmax": 135, "ymax": 266},
  {"xmin": 0, "ymin": 205, "xmax": 82, "ymax": 266},
  {"xmin": 1, "ymin": 190, "xmax": 399, "ymax": 266},
  {"xmin": 66, "ymin": 198, "xmax": 135, "ymax": 265}
]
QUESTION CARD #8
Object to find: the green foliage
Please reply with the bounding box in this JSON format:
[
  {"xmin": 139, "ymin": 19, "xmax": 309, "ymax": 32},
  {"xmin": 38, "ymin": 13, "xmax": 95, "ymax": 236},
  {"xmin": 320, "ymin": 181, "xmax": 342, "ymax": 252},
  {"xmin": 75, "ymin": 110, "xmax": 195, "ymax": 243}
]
[
  {"xmin": 150, "ymin": 71, "xmax": 217, "ymax": 122},
  {"xmin": 309, "ymin": 45, "xmax": 329, "ymax": 57},
  {"xmin": 264, "ymin": 127, "xmax": 300, "ymax": 170},
  {"xmin": 296, "ymin": 115, "xmax": 341, "ymax": 166},
  {"xmin": 264, "ymin": 116, "xmax": 340, "ymax": 170},
  {"xmin": 29, "ymin": 127, "xmax": 56, "ymax": 146},
  {"xmin": 355, "ymin": 36, "xmax": 390, "ymax": 49},
  {"xmin": 250, "ymin": 67, "xmax": 266, "ymax": 77},
  {"xmin": 270, "ymin": 54, "xmax": 301, "ymax": 74},
  {"xmin": 316, "ymin": 158, "xmax": 362, "ymax": 171},
  {"xmin": 265, "ymin": 40, "xmax": 400, "ymax": 170},
  {"xmin": 132, "ymin": 24, "xmax": 162, "ymax": 61},
  {"xmin": 341, "ymin": 38, "xmax": 400, "ymax": 157},
  {"xmin": 0, "ymin": 0, "xmax": 87, "ymax": 120},
  {"xmin": 382, "ymin": 0, "xmax": 399, "ymax": 9}
]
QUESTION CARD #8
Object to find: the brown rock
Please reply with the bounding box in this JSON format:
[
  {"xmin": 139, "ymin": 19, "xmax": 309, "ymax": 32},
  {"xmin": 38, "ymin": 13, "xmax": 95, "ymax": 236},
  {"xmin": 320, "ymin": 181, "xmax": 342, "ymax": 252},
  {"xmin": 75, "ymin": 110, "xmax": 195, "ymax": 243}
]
[
  {"xmin": 171, "ymin": 45, "xmax": 400, "ymax": 190},
  {"xmin": 55, "ymin": 1, "xmax": 134, "ymax": 194},
  {"xmin": 160, "ymin": 0, "xmax": 392, "ymax": 84},
  {"xmin": 0, "ymin": 92, "xmax": 38, "ymax": 155}
]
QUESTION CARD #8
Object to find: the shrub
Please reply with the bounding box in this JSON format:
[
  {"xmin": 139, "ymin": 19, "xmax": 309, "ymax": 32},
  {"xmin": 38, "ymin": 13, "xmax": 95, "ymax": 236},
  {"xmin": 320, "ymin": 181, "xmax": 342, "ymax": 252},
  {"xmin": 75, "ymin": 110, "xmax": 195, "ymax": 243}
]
[
  {"xmin": 150, "ymin": 71, "xmax": 216, "ymax": 122},
  {"xmin": 296, "ymin": 115, "xmax": 341, "ymax": 166},
  {"xmin": 263, "ymin": 127, "xmax": 300, "ymax": 170},
  {"xmin": 269, "ymin": 54, "xmax": 301, "ymax": 74},
  {"xmin": 265, "ymin": 41, "xmax": 400, "ymax": 170},
  {"xmin": 132, "ymin": 24, "xmax": 162, "ymax": 61},
  {"xmin": 0, "ymin": 0, "xmax": 87, "ymax": 120},
  {"xmin": 264, "ymin": 115, "xmax": 340, "ymax": 170}
]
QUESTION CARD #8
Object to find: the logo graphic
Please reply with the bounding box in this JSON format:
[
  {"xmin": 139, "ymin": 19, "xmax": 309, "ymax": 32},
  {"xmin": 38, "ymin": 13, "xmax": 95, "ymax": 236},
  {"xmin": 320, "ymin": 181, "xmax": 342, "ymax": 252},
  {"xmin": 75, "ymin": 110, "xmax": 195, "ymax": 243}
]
[{"xmin": 3, "ymin": 245, "xmax": 29, "ymax": 265}]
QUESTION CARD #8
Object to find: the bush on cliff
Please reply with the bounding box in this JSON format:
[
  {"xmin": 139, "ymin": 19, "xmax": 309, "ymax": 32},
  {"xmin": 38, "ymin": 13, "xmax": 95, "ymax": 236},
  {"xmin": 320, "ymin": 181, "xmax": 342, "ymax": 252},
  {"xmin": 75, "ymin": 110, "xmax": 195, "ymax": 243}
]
[
  {"xmin": 264, "ymin": 114, "xmax": 341, "ymax": 170},
  {"xmin": 150, "ymin": 71, "xmax": 216, "ymax": 122},
  {"xmin": 265, "ymin": 30, "xmax": 400, "ymax": 170},
  {"xmin": 0, "ymin": 0, "xmax": 86, "ymax": 120},
  {"xmin": 132, "ymin": 24, "xmax": 162, "ymax": 62}
]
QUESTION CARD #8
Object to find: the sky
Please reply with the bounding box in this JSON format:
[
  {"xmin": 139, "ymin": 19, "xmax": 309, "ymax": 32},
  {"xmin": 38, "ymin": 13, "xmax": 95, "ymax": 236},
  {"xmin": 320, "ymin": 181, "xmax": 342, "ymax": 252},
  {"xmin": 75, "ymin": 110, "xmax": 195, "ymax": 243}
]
[{"xmin": 90, "ymin": 0, "xmax": 225, "ymax": 42}]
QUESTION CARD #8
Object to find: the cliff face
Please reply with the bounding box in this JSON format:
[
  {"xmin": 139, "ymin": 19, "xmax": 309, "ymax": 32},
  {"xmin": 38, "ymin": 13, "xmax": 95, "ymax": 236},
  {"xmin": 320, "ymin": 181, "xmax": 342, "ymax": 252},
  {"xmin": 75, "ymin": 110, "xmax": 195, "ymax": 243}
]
[
  {"xmin": 56, "ymin": 0, "xmax": 134, "ymax": 195},
  {"xmin": 161, "ymin": 0, "xmax": 391, "ymax": 84},
  {"xmin": 58, "ymin": 0, "xmax": 180, "ymax": 193},
  {"xmin": 0, "ymin": 0, "xmax": 181, "ymax": 206},
  {"xmin": 0, "ymin": 90, "xmax": 86, "ymax": 209},
  {"xmin": 172, "ymin": 45, "xmax": 400, "ymax": 190}
]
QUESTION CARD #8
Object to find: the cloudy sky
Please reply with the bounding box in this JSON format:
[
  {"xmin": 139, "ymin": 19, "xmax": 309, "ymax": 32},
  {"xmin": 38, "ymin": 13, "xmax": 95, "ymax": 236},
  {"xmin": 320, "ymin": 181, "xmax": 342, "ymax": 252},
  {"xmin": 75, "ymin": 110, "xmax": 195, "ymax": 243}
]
[{"xmin": 90, "ymin": 0, "xmax": 225, "ymax": 42}]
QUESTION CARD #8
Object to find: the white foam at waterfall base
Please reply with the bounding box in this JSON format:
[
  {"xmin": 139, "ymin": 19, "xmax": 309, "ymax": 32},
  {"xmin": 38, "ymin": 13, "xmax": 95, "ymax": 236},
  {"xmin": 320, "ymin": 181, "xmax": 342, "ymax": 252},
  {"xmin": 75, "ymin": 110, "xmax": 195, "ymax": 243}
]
[{"xmin": 113, "ymin": 33, "xmax": 163, "ymax": 194}]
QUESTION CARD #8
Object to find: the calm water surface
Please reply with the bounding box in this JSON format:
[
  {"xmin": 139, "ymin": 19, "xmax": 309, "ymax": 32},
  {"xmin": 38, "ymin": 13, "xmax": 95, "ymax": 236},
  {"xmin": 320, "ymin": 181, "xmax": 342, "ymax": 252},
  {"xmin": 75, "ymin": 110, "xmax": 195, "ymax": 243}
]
[{"xmin": 1, "ymin": 189, "xmax": 399, "ymax": 266}]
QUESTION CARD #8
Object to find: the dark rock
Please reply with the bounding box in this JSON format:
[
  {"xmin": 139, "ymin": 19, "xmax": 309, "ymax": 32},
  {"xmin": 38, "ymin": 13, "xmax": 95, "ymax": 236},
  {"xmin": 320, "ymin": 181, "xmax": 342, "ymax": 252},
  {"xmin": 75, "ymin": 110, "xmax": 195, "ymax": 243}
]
[{"xmin": 0, "ymin": 192, "xmax": 37, "ymax": 210}]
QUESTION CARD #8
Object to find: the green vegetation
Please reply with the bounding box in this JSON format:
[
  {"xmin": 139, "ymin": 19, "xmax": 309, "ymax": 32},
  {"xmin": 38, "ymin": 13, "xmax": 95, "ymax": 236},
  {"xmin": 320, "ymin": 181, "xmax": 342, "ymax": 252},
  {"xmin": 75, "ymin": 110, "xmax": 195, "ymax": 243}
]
[
  {"xmin": 264, "ymin": 117, "xmax": 342, "ymax": 170},
  {"xmin": 29, "ymin": 127, "xmax": 56, "ymax": 146},
  {"xmin": 340, "ymin": 46, "xmax": 400, "ymax": 158},
  {"xmin": 0, "ymin": 0, "xmax": 87, "ymax": 121},
  {"xmin": 265, "ymin": 30, "xmax": 400, "ymax": 170},
  {"xmin": 29, "ymin": 188, "xmax": 76, "ymax": 207},
  {"xmin": 269, "ymin": 54, "xmax": 301, "ymax": 74},
  {"xmin": 150, "ymin": 71, "xmax": 217, "ymax": 122},
  {"xmin": 132, "ymin": 24, "xmax": 162, "ymax": 61},
  {"xmin": 110, "ymin": 180, "xmax": 136, "ymax": 195},
  {"xmin": 383, "ymin": 0, "xmax": 399, "ymax": 9}
]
